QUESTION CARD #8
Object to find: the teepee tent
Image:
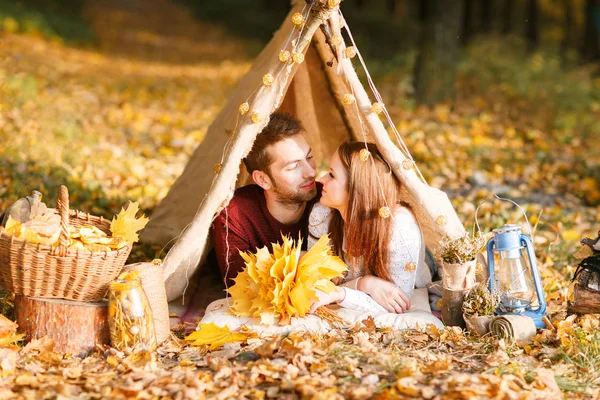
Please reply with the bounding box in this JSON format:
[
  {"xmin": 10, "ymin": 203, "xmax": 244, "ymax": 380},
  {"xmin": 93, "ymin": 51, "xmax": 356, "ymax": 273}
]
[{"xmin": 140, "ymin": 0, "xmax": 466, "ymax": 302}]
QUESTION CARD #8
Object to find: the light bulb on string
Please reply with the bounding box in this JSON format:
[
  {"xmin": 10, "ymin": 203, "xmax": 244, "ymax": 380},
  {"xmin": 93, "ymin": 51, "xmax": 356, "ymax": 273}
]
[
  {"xmin": 359, "ymin": 148, "xmax": 370, "ymax": 162},
  {"xmin": 291, "ymin": 12, "xmax": 304, "ymax": 26},
  {"xmin": 343, "ymin": 93, "xmax": 355, "ymax": 105},
  {"xmin": 262, "ymin": 73, "xmax": 275, "ymax": 86},
  {"xmin": 379, "ymin": 206, "xmax": 391, "ymax": 219},
  {"xmin": 239, "ymin": 102, "xmax": 250, "ymax": 115},
  {"xmin": 292, "ymin": 52, "xmax": 305, "ymax": 64},
  {"xmin": 279, "ymin": 50, "xmax": 291, "ymax": 62},
  {"xmin": 345, "ymin": 46, "xmax": 357, "ymax": 58},
  {"xmin": 251, "ymin": 113, "xmax": 262, "ymax": 124},
  {"xmin": 371, "ymin": 102, "xmax": 383, "ymax": 115},
  {"xmin": 331, "ymin": 34, "xmax": 343, "ymax": 47}
]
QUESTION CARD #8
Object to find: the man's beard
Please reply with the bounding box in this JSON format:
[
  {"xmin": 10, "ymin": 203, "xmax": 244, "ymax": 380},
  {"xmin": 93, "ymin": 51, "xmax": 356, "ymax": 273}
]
[{"xmin": 270, "ymin": 177, "xmax": 317, "ymax": 205}]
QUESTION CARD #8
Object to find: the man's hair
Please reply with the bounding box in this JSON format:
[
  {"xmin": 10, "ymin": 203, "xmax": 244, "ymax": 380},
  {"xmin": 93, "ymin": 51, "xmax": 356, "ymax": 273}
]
[{"xmin": 243, "ymin": 112, "xmax": 304, "ymax": 175}]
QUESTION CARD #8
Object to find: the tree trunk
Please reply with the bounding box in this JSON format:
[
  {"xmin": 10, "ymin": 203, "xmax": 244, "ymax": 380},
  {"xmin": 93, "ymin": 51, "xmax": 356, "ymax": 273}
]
[
  {"xmin": 462, "ymin": 0, "xmax": 473, "ymax": 45},
  {"xmin": 561, "ymin": 0, "xmax": 573, "ymax": 66},
  {"xmin": 502, "ymin": 0, "xmax": 513, "ymax": 34},
  {"xmin": 582, "ymin": 0, "xmax": 600, "ymax": 62},
  {"xmin": 414, "ymin": 0, "xmax": 464, "ymax": 106},
  {"xmin": 418, "ymin": 0, "xmax": 426, "ymax": 22},
  {"xmin": 525, "ymin": 0, "xmax": 538, "ymax": 52},
  {"xmin": 15, "ymin": 296, "xmax": 110, "ymax": 357},
  {"xmin": 480, "ymin": 0, "xmax": 493, "ymax": 34}
]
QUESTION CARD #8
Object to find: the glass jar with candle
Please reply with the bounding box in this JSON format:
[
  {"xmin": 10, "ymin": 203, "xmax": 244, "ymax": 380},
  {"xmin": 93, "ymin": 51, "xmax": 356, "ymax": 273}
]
[{"xmin": 107, "ymin": 276, "xmax": 156, "ymax": 352}]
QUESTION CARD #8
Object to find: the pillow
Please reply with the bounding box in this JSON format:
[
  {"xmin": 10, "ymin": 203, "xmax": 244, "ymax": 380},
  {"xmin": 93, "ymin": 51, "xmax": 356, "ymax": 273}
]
[{"xmin": 200, "ymin": 288, "xmax": 444, "ymax": 335}]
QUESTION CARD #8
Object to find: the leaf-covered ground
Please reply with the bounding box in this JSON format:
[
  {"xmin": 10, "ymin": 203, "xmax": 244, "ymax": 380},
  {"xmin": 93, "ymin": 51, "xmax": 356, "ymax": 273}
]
[{"xmin": 1, "ymin": 0, "xmax": 600, "ymax": 398}]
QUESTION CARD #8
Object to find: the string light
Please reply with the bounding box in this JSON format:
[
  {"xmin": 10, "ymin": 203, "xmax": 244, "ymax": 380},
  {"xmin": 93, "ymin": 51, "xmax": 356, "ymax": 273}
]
[
  {"xmin": 371, "ymin": 102, "xmax": 383, "ymax": 114},
  {"xmin": 379, "ymin": 206, "xmax": 391, "ymax": 219},
  {"xmin": 291, "ymin": 12, "xmax": 304, "ymax": 26},
  {"xmin": 404, "ymin": 262, "xmax": 417, "ymax": 272},
  {"xmin": 279, "ymin": 50, "xmax": 291, "ymax": 62},
  {"xmin": 251, "ymin": 113, "xmax": 262, "ymax": 124},
  {"xmin": 262, "ymin": 73, "xmax": 275, "ymax": 86},
  {"xmin": 331, "ymin": 34, "xmax": 343, "ymax": 47},
  {"xmin": 213, "ymin": 164, "xmax": 222, "ymax": 174},
  {"xmin": 343, "ymin": 93, "xmax": 356, "ymax": 105},
  {"xmin": 345, "ymin": 46, "xmax": 357, "ymax": 58},
  {"xmin": 402, "ymin": 159, "xmax": 414, "ymax": 170},
  {"xmin": 359, "ymin": 148, "xmax": 370, "ymax": 162},
  {"xmin": 436, "ymin": 215, "xmax": 448, "ymax": 226},
  {"xmin": 292, "ymin": 52, "xmax": 305, "ymax": 64},
  {"xmin": 238, "ymin": 102, "xmax": 250, "ymax": 115},
  {"xmin": 328, "ymin": 0, "xmax": 341, "ymax": 7}
]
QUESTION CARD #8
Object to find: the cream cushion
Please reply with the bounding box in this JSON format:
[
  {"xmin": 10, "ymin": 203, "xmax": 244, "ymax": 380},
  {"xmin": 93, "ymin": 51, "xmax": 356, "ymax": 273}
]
[{"xmin": 200, "ymin": 288, "xmax": 443, "ymax": 335}]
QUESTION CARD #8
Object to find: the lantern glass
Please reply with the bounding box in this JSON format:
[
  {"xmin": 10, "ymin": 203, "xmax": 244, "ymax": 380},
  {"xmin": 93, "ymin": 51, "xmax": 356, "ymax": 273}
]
[{"xmin": 494, "ymin": 248, "xmax": 536, "ymax": 313}]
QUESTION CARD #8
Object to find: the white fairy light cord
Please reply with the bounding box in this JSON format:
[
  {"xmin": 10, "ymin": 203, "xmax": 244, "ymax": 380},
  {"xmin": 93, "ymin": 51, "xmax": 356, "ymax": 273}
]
[
  {"xmin": 330, "ymin": 9, "xmax": 421, "ymax": 288},
  {"xmin": 339, "ymin": 9, "xmax": 428, "ymax": 186},
  {"xmin": 341, "ymin": 48, "xmax": 418, "ymax": 289},
  {"xmin": 474, "ymin": 194, "xmax": 533, "ymax": 237},
  {"xmin": 217, "ymin": 3, "xmax": 310, "ymax": 171}
]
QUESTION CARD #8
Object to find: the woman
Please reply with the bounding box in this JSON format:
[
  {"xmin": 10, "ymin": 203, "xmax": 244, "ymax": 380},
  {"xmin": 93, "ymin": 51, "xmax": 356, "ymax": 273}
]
[{"xmin": 308, "ymin": 142, "xmax": 431, "ymax": 314}]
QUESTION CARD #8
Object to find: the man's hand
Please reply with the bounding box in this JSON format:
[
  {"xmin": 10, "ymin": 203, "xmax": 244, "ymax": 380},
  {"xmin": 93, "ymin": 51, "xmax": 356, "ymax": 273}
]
[
  {"xmin": 309, "ymin": 287, "xmax": 345, "ymax": 314},
  {"xmin": 360, "ymin": 275, "xmax": 411, "ymax": 314}
]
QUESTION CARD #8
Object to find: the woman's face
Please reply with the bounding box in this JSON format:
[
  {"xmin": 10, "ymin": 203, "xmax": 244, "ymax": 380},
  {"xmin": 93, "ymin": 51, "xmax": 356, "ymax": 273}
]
[{"xmin": 319, "ymin": 150, "xmax": 349, "ymax": 213}]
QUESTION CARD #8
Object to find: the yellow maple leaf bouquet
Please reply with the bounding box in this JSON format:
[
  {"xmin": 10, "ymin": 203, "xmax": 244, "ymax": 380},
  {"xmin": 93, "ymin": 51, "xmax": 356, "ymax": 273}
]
[{"xmin": 227, "ymin": 234, "xmax": 348, "ymax": 326}]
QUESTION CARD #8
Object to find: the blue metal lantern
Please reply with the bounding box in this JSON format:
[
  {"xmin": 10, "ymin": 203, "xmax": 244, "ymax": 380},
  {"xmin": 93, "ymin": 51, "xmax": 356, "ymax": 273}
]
[{"xmin": 487, "ymin": 224, "xmax": 547, "ymax": 329}]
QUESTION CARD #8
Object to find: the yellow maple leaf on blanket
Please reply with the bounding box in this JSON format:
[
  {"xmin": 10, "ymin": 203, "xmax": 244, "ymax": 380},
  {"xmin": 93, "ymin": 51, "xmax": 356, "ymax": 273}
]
[
  {"xmin": 110, "ymin": 201, "xmax": 149, "ymax": 245},
  {"xmin": 228, "ymin": 234, "xmax": 347, "ymax": 325},
  {"xmin": 185, "ymin": 323, "xmax": 255, "ymax": 350}
]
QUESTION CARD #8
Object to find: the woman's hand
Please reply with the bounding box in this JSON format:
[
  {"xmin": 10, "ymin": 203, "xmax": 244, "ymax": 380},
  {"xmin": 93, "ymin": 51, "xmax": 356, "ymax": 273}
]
[
  {"xmin": 360, "ymin": 275, "xmax": 411, "ymax": 314},
  {"xmin": 309, "ymin": 287, "xmax": 345, "ymax": 314}
]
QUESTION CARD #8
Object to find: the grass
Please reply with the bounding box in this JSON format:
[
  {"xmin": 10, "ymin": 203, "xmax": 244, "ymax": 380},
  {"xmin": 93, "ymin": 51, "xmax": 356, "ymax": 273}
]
[{"xmin": 0, "ymin": 0, "xmax": 94, "ymax": 44}]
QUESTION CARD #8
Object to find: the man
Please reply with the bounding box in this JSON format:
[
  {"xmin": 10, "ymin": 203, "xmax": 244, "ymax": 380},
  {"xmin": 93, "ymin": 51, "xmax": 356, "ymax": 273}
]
[{"xmin": 212, "ymin": 112, "xmax": 320, "ymax": 287}]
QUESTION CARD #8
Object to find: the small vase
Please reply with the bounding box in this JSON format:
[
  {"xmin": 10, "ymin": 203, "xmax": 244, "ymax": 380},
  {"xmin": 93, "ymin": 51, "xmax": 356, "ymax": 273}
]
[
  {"xmin": 440, "ymin": 259, "xmax": 478, "ymax": 328},
  {"xmin": 441, "ymin": 259, "xmax": 477, "ymax": 291}
]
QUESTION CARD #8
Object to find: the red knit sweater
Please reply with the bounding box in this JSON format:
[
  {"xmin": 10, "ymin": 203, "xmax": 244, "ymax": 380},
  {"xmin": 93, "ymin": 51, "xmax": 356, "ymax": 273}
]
[{"xmin": 212, "ymin": 184, "xmax": 321, "ymax": 286}]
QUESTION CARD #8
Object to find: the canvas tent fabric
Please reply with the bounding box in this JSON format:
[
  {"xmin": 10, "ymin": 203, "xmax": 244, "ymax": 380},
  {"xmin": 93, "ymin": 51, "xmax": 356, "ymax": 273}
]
[{"xmin": 138, "ymin": 0, "xmax": 466, "ymax": 302}]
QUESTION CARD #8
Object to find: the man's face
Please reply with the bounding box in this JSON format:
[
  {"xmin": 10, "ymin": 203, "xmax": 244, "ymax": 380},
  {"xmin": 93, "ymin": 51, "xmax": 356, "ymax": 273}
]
[{"xmin": 264, "ymin": 134, "xmax": 317, "ymax": 204}]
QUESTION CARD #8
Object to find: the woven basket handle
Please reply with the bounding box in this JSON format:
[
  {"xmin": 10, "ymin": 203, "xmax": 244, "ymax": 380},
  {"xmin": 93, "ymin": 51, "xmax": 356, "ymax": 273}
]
[{"xmin": 53, "ymin": 185, "xmax": 70, "ymax": 257}]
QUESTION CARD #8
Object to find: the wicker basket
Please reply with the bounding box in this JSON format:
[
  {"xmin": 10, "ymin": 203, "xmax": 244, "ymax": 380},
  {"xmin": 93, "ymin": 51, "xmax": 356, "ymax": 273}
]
[{"xmin": 0, "ymin": 185, "xmax": 131, "ymax": 301}]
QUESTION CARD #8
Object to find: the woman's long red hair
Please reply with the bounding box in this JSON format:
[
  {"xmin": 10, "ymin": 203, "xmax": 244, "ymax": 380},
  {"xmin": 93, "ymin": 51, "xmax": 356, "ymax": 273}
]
[{"xmin": 328, "ymin": 142, "xmax": 404, "ymax": 282}]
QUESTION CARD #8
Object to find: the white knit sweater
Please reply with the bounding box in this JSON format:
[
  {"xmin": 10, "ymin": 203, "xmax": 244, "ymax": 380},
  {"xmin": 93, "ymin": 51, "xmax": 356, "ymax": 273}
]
[{"xmin": 307, "ymin": 203, "xmax": 431, "ymax": 313}]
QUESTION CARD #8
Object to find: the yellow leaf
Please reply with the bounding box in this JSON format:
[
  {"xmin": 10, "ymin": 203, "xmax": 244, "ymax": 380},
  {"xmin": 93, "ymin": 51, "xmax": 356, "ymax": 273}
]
[
  {"xmin": 4, "ymin": 216, "xmax": 20, "ymax": 235},
  {"xmin": 561, "ymin": 229, "xmax": 580, "ymax": 242},
  {"xmin": 110, "ymin": 201, "xmax": 149, "ymax": 245},
  {"xmin": 185, "ymin": 323, "xmax": 252, "ymax": 350},
  {"xmin": 573, "ymin": 246, "xmax": 593, "ymax": 260}
]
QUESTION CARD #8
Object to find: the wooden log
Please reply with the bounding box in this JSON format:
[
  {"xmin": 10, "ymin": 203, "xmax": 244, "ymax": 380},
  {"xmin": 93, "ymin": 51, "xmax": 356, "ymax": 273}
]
[
  {"xmin": 441, "ymin": 288, "xmax": 467, "ymax": 329},
  {"xmin": 567, "ymin": 284, "xmax": 600, "ymax": 315},
  {"xmin": 15, "ymin": 296, "xmax": 109, "ymax": 357}
]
